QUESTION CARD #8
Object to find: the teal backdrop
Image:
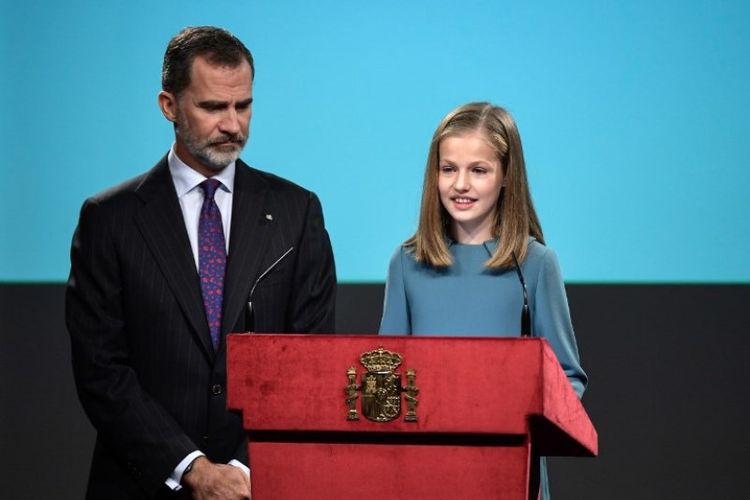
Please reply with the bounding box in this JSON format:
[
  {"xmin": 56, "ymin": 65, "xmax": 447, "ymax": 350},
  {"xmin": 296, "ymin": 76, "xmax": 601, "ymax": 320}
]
[{"xmin": 2, "ymin": 0, "xmax": 749, "ymax": 283}]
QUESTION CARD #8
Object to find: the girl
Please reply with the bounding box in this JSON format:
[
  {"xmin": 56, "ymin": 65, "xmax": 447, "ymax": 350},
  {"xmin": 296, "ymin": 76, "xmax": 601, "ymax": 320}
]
[{"xmin": 379, "ymin": 102, "xmax": 587, "ymax": 500}]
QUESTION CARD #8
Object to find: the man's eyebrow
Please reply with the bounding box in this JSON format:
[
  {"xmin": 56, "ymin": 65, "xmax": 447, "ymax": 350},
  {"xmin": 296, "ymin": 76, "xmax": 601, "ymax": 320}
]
[
  {"xmin": 196, "ymin": 100, "xmax": 229, "ymax": 110},
  {"xmin": 195, "ymin": 98, "xmax": 253, "ymax": 110}
]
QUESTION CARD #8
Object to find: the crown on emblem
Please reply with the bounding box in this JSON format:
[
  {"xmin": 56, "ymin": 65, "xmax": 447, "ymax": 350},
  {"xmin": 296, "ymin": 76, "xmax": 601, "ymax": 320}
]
[{"xmin": 360, "ymin": 347, "xmax": 403, "ymax": 372}]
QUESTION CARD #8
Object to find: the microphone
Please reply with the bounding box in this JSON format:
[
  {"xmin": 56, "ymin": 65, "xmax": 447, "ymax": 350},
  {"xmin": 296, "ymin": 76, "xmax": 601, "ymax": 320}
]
[
  {"xmin": 511, "ymin": 251, "xmax": 532, "ymax": 337},
  {"xmin": 245, "ymin": 246, "xmax": 294, "ymax": 332}
]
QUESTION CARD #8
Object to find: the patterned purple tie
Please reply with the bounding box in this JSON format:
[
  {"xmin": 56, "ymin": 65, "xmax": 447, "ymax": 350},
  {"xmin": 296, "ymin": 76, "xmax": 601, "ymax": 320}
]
[{"xmin": 198, "ymin": 179, "xmax": 226, "ymax": 351}]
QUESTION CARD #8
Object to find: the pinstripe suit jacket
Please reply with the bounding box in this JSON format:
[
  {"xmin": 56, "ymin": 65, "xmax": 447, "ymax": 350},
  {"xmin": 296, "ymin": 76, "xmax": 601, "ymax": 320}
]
[{"xmin": 66, "ymin": 156, "xmax": 336, "ymax": 498}]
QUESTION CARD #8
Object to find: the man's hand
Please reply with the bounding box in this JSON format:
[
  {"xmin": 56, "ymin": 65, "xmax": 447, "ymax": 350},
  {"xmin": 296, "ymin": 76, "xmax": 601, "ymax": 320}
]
[{"xmin": 182, "ymin": 456, "xmax": 251, "ymax": 499}]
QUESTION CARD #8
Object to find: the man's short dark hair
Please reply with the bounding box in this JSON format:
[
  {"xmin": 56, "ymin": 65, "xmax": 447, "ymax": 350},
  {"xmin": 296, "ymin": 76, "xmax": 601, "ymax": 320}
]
[{"xmin": 162, "ymin": 26, "xmax": 254, "ymax": 96}]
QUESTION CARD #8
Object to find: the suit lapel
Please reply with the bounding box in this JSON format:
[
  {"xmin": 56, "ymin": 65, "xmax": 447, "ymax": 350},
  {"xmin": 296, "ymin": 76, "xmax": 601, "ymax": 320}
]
[
  {"xmin": 133, "ymin": 157, "xmax": 216, "ymax": 360},
  {"xmin": 220, "ymin": 161, "xmax": 273, "ymax": 342}
]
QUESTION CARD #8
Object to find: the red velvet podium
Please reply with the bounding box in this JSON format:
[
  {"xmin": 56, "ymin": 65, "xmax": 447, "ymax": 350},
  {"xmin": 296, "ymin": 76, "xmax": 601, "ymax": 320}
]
[{"xmin": 227, "ymin": 334, "xmax": 597, "ymax": 500}]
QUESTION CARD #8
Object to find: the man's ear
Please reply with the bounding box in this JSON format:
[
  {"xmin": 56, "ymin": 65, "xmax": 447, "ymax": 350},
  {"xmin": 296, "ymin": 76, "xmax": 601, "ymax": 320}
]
[{"xmin": 158, "ymin": 91, "xmax": 178, "ymax": 123}]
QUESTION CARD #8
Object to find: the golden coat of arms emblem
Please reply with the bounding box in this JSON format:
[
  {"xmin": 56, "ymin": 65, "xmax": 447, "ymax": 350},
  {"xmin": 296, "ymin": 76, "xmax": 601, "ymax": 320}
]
[{"xmin": 345, "ymin": 347, "xmax": 418, "ymax": 422}]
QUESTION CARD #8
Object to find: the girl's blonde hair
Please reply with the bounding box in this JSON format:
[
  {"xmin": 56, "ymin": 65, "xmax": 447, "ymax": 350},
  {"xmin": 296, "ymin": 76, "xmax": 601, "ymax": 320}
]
[{"xmin": 407, "ymin": 102, "xmax": 544, "ymax": 268}]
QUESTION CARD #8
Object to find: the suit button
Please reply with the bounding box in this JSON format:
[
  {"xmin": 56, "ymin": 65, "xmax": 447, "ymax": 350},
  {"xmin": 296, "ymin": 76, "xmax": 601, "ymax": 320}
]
[{"xmin": 211, "ymin": 384, "xmax": 223, "ymax": 396}]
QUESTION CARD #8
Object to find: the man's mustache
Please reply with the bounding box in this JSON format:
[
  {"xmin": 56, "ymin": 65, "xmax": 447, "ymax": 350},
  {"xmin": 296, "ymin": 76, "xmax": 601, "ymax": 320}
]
[{"xmin": 210, "ymin": 133, "xmax": 246, "ymax": 146}]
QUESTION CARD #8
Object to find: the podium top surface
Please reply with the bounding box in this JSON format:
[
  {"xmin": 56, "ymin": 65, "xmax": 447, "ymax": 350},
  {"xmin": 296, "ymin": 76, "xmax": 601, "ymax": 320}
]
[{"xmin": 227, "ymin": 334, "xmax": 597, "ymax": 456}]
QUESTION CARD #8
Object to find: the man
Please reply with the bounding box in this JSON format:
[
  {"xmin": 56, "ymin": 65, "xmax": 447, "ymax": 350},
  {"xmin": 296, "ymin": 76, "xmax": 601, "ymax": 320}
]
[{"xmin": 66, "ymin": 26, "xmax": 336, "ymax": 499}]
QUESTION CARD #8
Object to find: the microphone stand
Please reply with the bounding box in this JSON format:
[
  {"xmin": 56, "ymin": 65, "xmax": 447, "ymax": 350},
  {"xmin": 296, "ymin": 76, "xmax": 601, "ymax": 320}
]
[{"xmin": 245, "ymin": 246, "xmax": 294, "ymax": 332}]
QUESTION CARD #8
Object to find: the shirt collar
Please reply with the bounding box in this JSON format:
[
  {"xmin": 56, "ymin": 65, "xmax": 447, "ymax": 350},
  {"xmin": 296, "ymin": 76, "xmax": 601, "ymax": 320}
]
[
  {"xmin": 445, "ymin": 236, "xmax": 536, "ymax": 253},
  {"xmin": 167, "ymin": 144, "xmax": 236, "ymax": 197}
]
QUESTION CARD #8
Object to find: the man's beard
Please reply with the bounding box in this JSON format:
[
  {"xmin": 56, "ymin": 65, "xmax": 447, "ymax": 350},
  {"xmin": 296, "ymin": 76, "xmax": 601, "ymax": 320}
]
[{"xmin": 175, "ymin": 115, "xmax": 247, "ymax": 171}]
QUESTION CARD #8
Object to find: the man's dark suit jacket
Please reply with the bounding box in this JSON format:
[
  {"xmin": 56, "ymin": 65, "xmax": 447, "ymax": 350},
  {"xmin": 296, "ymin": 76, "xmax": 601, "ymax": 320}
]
[{"xmin": 66, "ymin": 156, "xmax": 336, "ymax": 499}]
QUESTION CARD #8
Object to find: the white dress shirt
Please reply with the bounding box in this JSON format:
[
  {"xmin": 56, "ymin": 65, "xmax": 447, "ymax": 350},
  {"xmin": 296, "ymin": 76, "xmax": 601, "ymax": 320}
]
[
  {"xmin": 164, "ymin": 145, "xmax": 249, "ymax": 489},
  {"xmin": 168, "ymin": 146, "xmax": 234, "ymax": 269}
]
